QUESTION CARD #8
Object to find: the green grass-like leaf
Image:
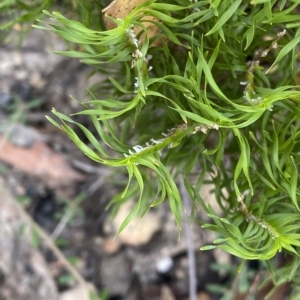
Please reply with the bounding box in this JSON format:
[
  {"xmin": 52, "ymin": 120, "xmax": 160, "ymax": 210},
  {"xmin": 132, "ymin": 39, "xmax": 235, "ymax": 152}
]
[{"xmin": 11, "ymin": 0, "xmax": 300, "ymax": 291}]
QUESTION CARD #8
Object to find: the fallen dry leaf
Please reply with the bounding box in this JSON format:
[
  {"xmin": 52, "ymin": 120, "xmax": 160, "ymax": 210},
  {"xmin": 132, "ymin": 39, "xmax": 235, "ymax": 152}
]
[
  {"xmin": 0, "ymin": 135, "xmax": 85, "ymax": 186},
  {"xmin": 103, "ymin": 0, "xmax": 140, "ymax": 30},
  {"xmin": 102, "ymin": 0, "xmax": 160, "ymax": 44},
  {"xmin": 108, "ymin": 200, "xmax": 161, "ymax": 246}
]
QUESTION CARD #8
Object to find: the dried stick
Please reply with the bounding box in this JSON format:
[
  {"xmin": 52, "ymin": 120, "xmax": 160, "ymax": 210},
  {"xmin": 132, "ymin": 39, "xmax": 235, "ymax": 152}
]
[
  {"xmin": 0, "ymin": 182, "xmax": 98, "ymax": 300},
  {"xmin": 179, "ymin": 177, "xmax": 197, "ymax": 300}
]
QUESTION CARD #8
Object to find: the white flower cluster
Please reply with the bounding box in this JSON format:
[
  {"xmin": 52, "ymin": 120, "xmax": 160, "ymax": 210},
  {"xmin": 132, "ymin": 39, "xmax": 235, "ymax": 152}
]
[
  {"xmin": 126, "ymin": 25, "xmax": 139, "ymax": 48},
  {"xmin": 131, "ymin": 49, "xmax": 143, "ymax": 68},
  {"xmin": 145, "ymin": 54, "xmax": 153, "ymax": 71},
  {"xmin": 124, "ymin": 144, "xmax": 149, "ymax": 159},
  {"xmin": 191, "ymin": 123, "xmax": 219, "ymax": 135},
  {"xmin": 124, "ymin": 125, "xmax": 187, "ymax": 158},
  {"xmin": 243, "ymin": 92, "xmax": 262, "ymax": 106},
  {"xmin": 277, "ymin": 29, "xmax": 286, "ymax": 38},
  {"xmin": 134, "ymin": 77, "xmax": 139, "ymax": 93},
  {"xmin": 124, "ymin": 122, "xmax": 220, "ymax": 158},
  {"xmin": 242, "ymin": 29, "xmax": 287, "ymax": 106}
]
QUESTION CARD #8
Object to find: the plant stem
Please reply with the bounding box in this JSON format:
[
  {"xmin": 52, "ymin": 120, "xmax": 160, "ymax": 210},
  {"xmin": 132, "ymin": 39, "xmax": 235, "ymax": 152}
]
[{"xmin": 179, "ymin": 177, "xmax": 197, "ymax": 300}]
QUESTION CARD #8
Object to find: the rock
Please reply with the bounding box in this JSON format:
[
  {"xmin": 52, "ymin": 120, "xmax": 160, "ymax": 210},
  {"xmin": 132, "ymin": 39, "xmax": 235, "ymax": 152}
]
[
  {"xmin": 109, "ymin": 201, "xmax": 161, "ymax": 246},
  {"xmin": 0, "ymin": 123, "xmax": 46, "ymax": 148},
  {"xmin": 156, "ymin": 256, "xmax": 174, "ymax": 274},
  {"xmin": 99, "ymin": 252, "xmax": 132, "ymax": 297},
  {"xmin": 103, "ymin": 236, "xmax": 122, "ymax": 254}
]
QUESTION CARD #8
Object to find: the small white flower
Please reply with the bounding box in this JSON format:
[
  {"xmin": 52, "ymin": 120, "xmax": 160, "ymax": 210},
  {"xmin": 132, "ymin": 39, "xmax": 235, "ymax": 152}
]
[
  {"xmin": 261, "ymin": 51, "xmax": 268, "ymax": 57},
  {"xmin": 145, "ymin": 54, "xmax": 153, "ymax": 62},
  {"xmin": 133, "ymin": 145, "xmax": 144, "ymax": 153},
  {"xmin": 132, "ymin": 49, "xmax": 143, "ymax": 59},
  {"xmin": 134, "ymin": 77, "xmax": 139, "ymax": 93},
  {"xmin": 150, "ymin": 138, "xmax": 160, "ymax": 144},
  {"xmin": 210, "ymin": 124, "xmax": 219, "ymax": 130},
  {"xmin": 131, "ymin": 49, "xmax": 143, "ymax": 68},
  {"xmin": 126, "ymin": 28, "xmax": 139, "ymax": 47},
  {"xmin": 237, "ymin": 194, "xmax": 244, "ymax": 202},
  {"xmin": 134, "ymin": 77, "xmax": 139, "ymax": 87},
  {"xmin": 200, "ymin": 127, "xmax": 208, "ymax": 134},
  {"xmin": 277, "ymin": 29, "xmax": 286, "ymax": 38}
]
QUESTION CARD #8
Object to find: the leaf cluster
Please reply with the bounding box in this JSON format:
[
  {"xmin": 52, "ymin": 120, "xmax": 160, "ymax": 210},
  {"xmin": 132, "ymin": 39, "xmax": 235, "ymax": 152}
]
[
  {"xmin": 8, "ymin": 0, "xmax": 300, "ymax": 293},
  {"xmin": 0, "ymin": 0, "xmax": 53, "ymax": 39},
  {"xmin": 0, "ymin": 0, "xmax": 104, "ymax": 42}
]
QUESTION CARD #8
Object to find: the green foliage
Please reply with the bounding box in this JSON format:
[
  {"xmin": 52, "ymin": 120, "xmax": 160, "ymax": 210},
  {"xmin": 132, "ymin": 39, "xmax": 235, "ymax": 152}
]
[
  {"xmin": 54, "ymin": 192, "xmax": 86, "ymax": 227},
  {"xmin": 57, "ymin": 273, "xmax": 76, "ymax": 285},
  {"xmin": 0, "ymin": 0, "xmax": 52, "ymax": 29},
  {"xmin": 6, "ymin": 0, "xmax": 300, "ymax": 295},
  {"xmin": 0, "ymin": 0, "xmax": 53, "ymax": 41},
  {"xmin": 0, "ymin": 0, "xmax": 102, "ymax": 42},
  {"xmin": 207, "ymin": 260, "xmax": 258, "ymax": 299}
]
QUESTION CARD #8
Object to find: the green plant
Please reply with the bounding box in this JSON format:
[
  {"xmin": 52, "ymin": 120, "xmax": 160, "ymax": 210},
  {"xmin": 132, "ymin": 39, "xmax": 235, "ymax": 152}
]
[
  {"xmin": 8, "ymin": 0, "xmax": 300, "ymax": 296},
  {"xmin": 0, "ymin": 0, "xmax": 53, "ymax": 42}
]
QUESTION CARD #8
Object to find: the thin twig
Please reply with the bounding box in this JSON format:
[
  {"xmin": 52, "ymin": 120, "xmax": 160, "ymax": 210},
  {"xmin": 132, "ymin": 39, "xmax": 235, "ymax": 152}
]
[
  {"xmin": 50, "ymin": 208, "xmax": 73, "ymax": 241},
  {"xmin": 0, "ymin": 182, "xmax": 98, "ymax": 300},
  {"xmin": 72, "ymin": 159, "xmax": 111, "ymax": 175},
  {"xmin": 179, "ymin": 177, "xmax": 197, "ymax": 300},
  {"xmin": 50, "ymin": 193, "xmax": 85, "ymax": 241}
]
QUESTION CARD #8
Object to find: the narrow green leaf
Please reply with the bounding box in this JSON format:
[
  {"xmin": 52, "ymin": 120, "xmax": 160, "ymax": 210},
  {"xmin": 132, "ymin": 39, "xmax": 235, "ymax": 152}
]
[
  {"xmin": 206, "ymin": 0, "xmax": 242, "ymax": 36},
  {"xmin": 266, "ymin": 33, "xmax": 300, "ymax": 74}
]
